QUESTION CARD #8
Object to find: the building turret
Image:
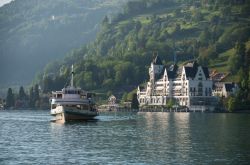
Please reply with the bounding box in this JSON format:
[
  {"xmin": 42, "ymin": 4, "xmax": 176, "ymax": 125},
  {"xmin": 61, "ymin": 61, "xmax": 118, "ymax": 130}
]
[{"xmin": 149, "ymin": 53, "xmax": 164, "ymax": 82}]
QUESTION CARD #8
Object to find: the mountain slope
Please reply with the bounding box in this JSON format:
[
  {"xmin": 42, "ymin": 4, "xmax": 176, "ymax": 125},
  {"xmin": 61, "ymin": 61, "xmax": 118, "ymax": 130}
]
[
  {"xmin": 36, "ymin": 0, "xmax": 250, "ymax": 99},
  {"xmin": 0, "ymin": 0, "xmax": 127, "ymax": 86}
]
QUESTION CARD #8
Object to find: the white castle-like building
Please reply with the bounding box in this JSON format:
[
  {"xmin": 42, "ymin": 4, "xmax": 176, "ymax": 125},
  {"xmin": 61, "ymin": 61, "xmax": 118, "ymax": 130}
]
[{"xmin": 137, "ymin": 55, "xmax": 217, "ymax": 110}]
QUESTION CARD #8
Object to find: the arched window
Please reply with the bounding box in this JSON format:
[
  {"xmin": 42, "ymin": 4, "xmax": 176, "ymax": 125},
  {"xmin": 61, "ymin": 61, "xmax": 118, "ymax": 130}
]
[{"xmin": 198, "ymin": 82, "xmax": 203, "ymax": 96}]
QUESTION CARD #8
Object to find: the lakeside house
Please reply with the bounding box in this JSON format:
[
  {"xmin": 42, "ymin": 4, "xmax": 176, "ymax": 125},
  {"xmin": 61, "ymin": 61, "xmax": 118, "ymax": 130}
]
[
  {"xmin": 98, "ymin": 95, "xmax": 119, "ymax": 111},
  {"xmin": 213, "ymin": 82, "xmax": 238, "ymax": 98},
  {"xmin": 137, "ymin": 55, "xmax": 218, "ymax": 111},
  {"xmin": 210, "ymin": 68, "xmax": 238, "ymax": 98}
]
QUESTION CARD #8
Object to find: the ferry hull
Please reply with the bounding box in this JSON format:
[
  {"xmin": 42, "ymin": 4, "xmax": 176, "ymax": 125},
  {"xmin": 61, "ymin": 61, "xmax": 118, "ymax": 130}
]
[{"xmin": 51, "ymin": 108, "xmax": 98, "ymax": 123}]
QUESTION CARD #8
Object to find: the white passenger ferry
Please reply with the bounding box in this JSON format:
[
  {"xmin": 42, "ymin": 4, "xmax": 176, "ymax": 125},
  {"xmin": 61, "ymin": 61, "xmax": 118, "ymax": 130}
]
[{"xmin": 50, "ymin": 65, "xmax": 98, "ymax": 123}]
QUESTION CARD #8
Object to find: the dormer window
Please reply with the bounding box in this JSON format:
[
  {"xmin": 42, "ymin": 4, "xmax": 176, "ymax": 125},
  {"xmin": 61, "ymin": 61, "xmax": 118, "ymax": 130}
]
[{"xmin": 198, "ymin": 73, "xmax": 203, "ymax": 80}]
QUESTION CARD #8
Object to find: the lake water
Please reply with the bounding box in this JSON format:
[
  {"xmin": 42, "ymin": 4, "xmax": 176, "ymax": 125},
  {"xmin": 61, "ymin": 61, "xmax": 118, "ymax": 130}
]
[{"xmin": 0, "ymin": 110, "xmax": 250, "ymax": 164}]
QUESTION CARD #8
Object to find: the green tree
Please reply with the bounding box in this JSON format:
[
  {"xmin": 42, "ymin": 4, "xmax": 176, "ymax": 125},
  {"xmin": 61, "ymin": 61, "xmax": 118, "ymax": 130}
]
[
  {"xmin": 240, "ymin": 4, "xmax": 250, "ymax": 16},
  {"xmin": 228, "ymin": 42, "xmax": 245, "ymax": 74},
  {"xmin": 199, "ymin": 28, "xmax": 210, "ymax": 46},
  {"xmin": 235, "ymin": 42, "xmax": 246, "ymax": 65},
  {"xmin": 6, "ymin": 88, "xmax": 15, "ymax": 108},
  {"xmin": 121, "ymin": 92, "xmax": 128, "ymax": 102},
  {"xmin": 131, "ymin": 93, "xmax": 139, "ymax": 109},
  {"xmin": 227, "ymin": 96, "xmax": 236, "ymax": 112},
  {"xmin": 18, "ymin": 86, "xmax": 26, "ymax": 100},
  {"xmin": 29, "ymin": 87, "xmax": 35, "ymax": 108},
  {"xmin": 124, "ymin": 1, "xmax": 146, "ymax": 15},
  {"xmin": 83, "ymin": 72, "xmax": 94, "ymax": 89},
  {"xmin": 228, "ymin": 52, "xmax": 240, "ymax": 74},
  {"xmin": 102, "ymin": 15, "xmax": 110, "ymax": 30},
  {"xmin": 34, "ymin": 84, "xmax": 40, "ymax": 107},
  {"xmin": 220, "ymin": 6, "xmax": 231, "ymax": 18},
  {"xmin": 43, "ymin": 76, "xmax": 53, "ymax": 93},
  {"xmin": 247, "ymin": 49, "xmax": 250, "ymax": 99},
  {"xmin": 114, "ymin": 62, "xmax": 134, "ymax": 85},
  {"xmin": 166, "ymin": 99, "xmax": 174, "ymax": 109}
]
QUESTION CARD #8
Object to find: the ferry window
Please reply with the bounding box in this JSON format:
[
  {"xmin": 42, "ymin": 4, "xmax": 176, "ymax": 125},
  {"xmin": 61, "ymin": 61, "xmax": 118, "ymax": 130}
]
[
  {"xmin": 82, "ymin": 105, "xmax": 89, "ymax": 109},
  {"xmin": 57, "ymin": 94, "xmax": 62, "ymax": 98}
]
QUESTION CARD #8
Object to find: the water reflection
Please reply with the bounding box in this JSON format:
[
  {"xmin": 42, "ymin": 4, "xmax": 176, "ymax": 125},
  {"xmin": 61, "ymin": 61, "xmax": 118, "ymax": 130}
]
[
  {"xmin": 172, "ymin": 113, "xmax": 191, "ymax": 161},
  {"xmin": 1, "ymin": 111, "xmax": 250, "ymax": 164},
  {"xmin": 136, "ymin": 112, "xmax": 193, "ymax": 164}
]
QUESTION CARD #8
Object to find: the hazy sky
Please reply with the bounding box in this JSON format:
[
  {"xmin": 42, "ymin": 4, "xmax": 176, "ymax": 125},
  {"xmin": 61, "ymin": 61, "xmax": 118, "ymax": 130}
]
[{"xmin": 0, "ymin": 0, "xmax": 13, "ymax": 7}]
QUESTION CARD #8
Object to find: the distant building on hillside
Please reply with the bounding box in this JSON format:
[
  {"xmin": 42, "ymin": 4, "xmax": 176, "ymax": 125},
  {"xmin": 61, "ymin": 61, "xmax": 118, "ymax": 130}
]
[
  {"xmin": 137, "ymin": 55, "xmax": 218, "ymax": 111},
  {"xmin": 213, "ymin": 82, "xmax": 238, "ymax": 98}
]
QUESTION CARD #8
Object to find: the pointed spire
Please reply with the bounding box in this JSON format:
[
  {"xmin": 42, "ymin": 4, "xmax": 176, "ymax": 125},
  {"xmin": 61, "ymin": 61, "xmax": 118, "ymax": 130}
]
[
  {"xmin": 164, "ymin": 68, "xmax": 167, "ymax": 75},
  {"xmin": 71, "ymin": 65, "xmax": 74, "ymax": 87}
]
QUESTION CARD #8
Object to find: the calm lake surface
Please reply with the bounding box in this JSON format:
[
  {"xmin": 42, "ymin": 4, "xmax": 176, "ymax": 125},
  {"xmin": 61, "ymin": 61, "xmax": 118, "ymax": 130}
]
[{"xmin": 0, "ymin": 110, "xmax": 250, "ymax": 165}]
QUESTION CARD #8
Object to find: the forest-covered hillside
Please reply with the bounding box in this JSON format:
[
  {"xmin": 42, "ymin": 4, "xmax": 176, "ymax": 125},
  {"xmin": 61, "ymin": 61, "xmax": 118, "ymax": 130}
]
[
  {"xmin": 0, "ymin": 0, "xmax": 128, "ymax": 87},
  {"xmin": 35, "ymin": 0, "xmax": 250, "ymax": 103}
]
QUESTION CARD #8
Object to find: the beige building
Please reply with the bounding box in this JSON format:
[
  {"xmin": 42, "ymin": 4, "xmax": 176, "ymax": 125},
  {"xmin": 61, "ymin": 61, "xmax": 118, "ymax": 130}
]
[{"xmin": 213, "ymin": 82, "xmax": 238, "ymax": 98}]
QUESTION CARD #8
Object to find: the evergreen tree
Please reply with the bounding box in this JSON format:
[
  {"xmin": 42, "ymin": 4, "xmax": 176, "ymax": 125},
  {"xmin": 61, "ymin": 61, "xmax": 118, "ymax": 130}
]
[
  {"xmin": 236, "ymin": 42, "xmax": 246, "ymax": 68},
  {"xmin": 6, "ymin": 88, "xmax": 15, "ymax": 108},
  {"xmin": 131, "ymin": 93, "xmax": 139, "ymax": 109},
  {"xmin": 34, "ymin": 84, "xmax": 40, "ymax": 101},
  {"xmin": 43, "ymin": 76, "xmax": 53, "ymax": 93},
  {"xmin": 229, "ymin": 42, "xmax": 245, "ymax": 74},
  {"xmin": 18, "ymin": 86, "xmax": 26, "ymax": 100},
  {"xmin": 29, "ymin": 87, "xmax": 35, "ymax": 108},
  {"xmin": 34, "ymin": 84, "xmax": 40, "ymax": 108},
  {"xmin": 102, "ymin": 15, "xmax": 110, "ymax": 30}
]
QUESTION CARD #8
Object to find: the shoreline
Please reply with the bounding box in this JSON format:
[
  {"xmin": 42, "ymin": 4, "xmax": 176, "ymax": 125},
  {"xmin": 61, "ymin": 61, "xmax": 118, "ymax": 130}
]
[{"xmin": 2, "ymin": 108, "xmax": 250, "ymax": 114}]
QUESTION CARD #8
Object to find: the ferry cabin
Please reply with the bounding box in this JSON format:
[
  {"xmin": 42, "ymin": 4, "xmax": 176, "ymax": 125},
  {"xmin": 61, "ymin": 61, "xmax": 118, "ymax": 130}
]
[{"xmin": 51, "ymin": 88, "xmax": 94, "ymax": 110}]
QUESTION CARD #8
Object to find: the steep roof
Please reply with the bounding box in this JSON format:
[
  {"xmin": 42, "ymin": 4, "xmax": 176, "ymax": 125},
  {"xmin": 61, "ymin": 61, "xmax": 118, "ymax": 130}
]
[
  {"xmin": 184, "ymin": 66, "xmax": 197, "ymax": 78},
  {"xmin": 152, "ymin": 60, "xmax": 209, "ymax": 81},
  {"xmin": 202, "ymin": 67, "xmax": 210, "ymax": 79},
  {"xmin": 184, "ymin": 61, "xmax": 210, "ymax": 79},
  {"xmin": 184, "ymin": 61, "xmax": 198, "ymax": 78},
  {"xmin": 165, "ymin": 64, "xmax": 177, "ymax": 79},
  {"xmin": 154, "ymin": 64, "xmax": 179, "ymax": 80},
  {"xmin": 155, "ymin": 66, "xmax": 166, "ymax": 80},
  {"xmin": 224, "ymin": 83, "xmax": 235, "ymax": 92},
  {"xmin": 167, "ymin": 70, "xmax": 176, "ymax": 79}
]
